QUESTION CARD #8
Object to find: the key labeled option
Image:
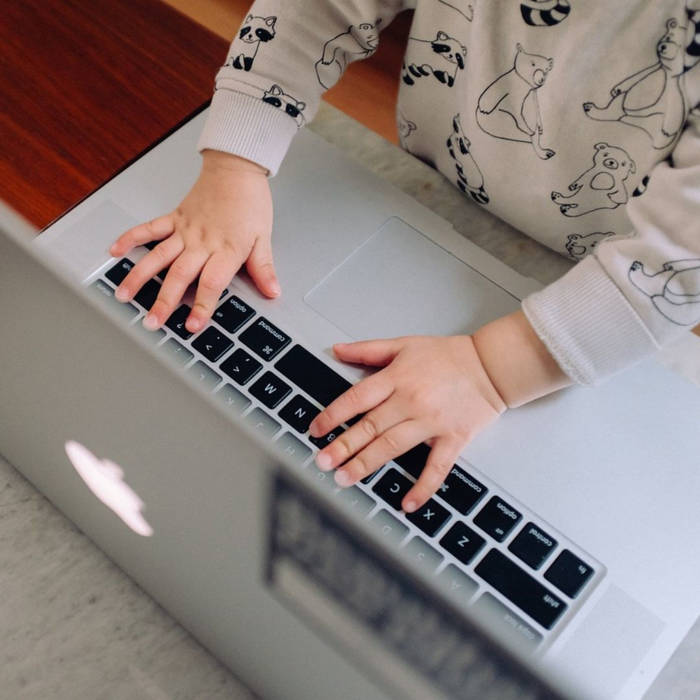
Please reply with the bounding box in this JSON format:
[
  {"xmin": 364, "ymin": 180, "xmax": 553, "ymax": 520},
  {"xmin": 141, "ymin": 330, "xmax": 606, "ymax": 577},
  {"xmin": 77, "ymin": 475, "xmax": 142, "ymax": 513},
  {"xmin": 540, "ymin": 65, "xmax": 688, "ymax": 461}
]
[
  {"xmin": 240, "ymin": 316, "xmax": 291, "ymax": 360},
  {"xmin": 213, "ymin": 295, "xmax": 255, "ymax": 334},
  {"xmin": 473, "ymin": 496, "xmax": 522, "ymax": 542}
]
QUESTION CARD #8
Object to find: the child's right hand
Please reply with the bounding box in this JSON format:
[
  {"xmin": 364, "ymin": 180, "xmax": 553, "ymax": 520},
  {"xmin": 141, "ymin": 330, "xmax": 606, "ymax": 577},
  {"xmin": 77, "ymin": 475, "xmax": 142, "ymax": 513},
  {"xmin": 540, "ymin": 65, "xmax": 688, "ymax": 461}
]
[{"xmin": 109, "ymin": 149, "xmax": 278, "ymax": 334}]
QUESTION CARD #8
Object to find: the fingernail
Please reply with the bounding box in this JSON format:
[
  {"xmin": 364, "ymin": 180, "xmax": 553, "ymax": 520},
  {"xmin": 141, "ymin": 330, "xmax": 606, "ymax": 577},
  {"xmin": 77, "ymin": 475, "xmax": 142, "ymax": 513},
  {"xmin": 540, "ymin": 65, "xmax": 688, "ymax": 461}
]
[
  {"xmin": 187, "ymin": 318, "xmax": 202, "ymax": 333},
  {"xmin": 403, "ymin": 500, "xmax": 417, "ymax": 513},
  {"xmin": 315, "ymin": 452, "xmax": 332, "ymax": 470},
  {"xmin": 334, "ymin": 470, "xmax": 353, "ymax": 487},
  {"xmin": 109, "ymin": 245, "xmax": 118, "ymax": 255},
  {"xmin": 115, "ymin": 287, "xmax": 129, "ymax": 302},
  {"xmin": 270, "ymin": 280, "xmax": 281, "ymax": 297},
  {"xmin": 308, "ymin": 421, "xmax": 319, "ymax": 437},
  {"xmin": 143, "ymin": 314, "xmax": 159, "ymax": 331}
]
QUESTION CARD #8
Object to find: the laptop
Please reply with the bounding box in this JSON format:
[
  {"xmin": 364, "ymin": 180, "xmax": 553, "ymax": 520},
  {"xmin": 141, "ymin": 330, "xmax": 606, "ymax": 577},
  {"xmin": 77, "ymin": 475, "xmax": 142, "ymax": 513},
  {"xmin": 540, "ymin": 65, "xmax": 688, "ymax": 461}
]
[{"xmin": 2, "ymin": 104, "xmax": 700, "ymax": 700}]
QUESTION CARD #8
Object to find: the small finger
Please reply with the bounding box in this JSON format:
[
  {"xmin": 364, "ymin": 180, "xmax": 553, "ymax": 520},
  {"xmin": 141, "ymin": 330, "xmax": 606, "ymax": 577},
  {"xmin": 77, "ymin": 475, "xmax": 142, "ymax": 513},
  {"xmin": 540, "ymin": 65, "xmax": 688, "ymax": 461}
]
[
  {"xmin": 110, "ymin": 214, "xmax": 175, "ymax": 257},
  {"xmin": 315, "ymin": 399, "xmax": 405, "ymax": 471},
  {"xmin": 246, "ymin": 236, "xmax": 281, "ymax": 298},
  {"xmin": 402, "ymin": 436, "xmax": 464, "ymax": 513},
  {"xmin": 115, "ymin": 235, "xmax": 183, "ymax": 303},
  {"xmin": 334, "ymin": 420, "xmax": 427, "ymax": 489},
  {"xmin": 332, "ymin": 337, "xmax": 402, "ymax": 368},
  {"xmin": 309, "ymin": 373, "xmax": 393, "ymax": 439},
  {"xmin": 143, "ymin": 249, "xmax": 210, "ymax": 330},
  {"xmin": 187, "ymin": 249, "xmax": 244, "ymax": 332}
]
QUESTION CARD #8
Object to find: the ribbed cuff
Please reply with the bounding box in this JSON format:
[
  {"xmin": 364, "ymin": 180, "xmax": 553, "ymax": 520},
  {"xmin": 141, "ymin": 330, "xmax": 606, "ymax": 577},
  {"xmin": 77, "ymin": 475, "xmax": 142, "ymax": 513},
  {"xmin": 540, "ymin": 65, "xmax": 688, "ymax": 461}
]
[
  {"xmin": 197, "ymin": 89, "xmax": 299, "ymax": 176},
  {"xmin": 522, "ymin": 256, "xmax": 659, "ymax": 385}
]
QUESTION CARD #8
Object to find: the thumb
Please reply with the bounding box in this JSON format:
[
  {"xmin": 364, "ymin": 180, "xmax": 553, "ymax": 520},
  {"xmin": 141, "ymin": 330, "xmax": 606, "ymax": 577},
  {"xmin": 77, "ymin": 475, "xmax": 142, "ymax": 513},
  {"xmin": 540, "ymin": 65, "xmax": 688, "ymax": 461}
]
[
  {"xmin": 246, "ymin": 235, "xmax": 281, "ymax": 298},
  {"xmin": 333, "ymin": 338, "xmax": 401, "ymax": 367}
]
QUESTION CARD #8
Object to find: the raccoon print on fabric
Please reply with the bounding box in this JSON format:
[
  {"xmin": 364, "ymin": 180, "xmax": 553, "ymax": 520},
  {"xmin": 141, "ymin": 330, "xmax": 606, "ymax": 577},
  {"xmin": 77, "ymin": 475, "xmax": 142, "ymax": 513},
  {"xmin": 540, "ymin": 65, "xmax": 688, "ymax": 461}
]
[
  {"xmin": 628, "ymin": 258, "xmax": 700, "ymax": 326},
  {"xmin": 520, "ymin": 1, "xmax": 571, "ymax": 27},
  {"xmin": 632, "ymin": 174, "xmax": 651, "ymax": 197},
  {"xmin": 402, "ymin": 31, "xmax": 467, "ymax": 87},
  {"xmin": 685, "ymin": 4, "xmax": 700, "ymax": 71},
  {"xmin": 230, "ymin": 15, "xmax": 276, "ymax": 72},
  {"xmin": 315, "ymin": 21, "xmax": 382, "ymax": 89},
  {"xmin": 551, "ymin": 142, "xmax": 636, "ymax": 217},
  {"xmin": 437, "ymin": 0, "xmax": 474, "ymax": 22},
  {"xmin": 262, "ymin": 85, "xmax": 306, "ymax": 125},
  {"xmin": 582, "ymin": 17, "xmax": 698, "ymax": 149},
  {"xmin": 476, "ymin": 43, "xmax": 555, "ymax": 159},
  {"xmin": 446, "ymin": 115, "xmax": 489, "ymax": 204},
  {"xmin": 564, "ymin": 231, "xmax": 614, "ymax": 260}
]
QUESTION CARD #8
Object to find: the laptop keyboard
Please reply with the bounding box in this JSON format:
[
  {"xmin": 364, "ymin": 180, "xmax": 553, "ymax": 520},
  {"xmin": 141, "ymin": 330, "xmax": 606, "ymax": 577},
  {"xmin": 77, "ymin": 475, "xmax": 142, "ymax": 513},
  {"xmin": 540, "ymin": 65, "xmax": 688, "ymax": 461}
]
[{"xmin": 93, "ymin": 255, "xmax": 600, "ymax": 651}]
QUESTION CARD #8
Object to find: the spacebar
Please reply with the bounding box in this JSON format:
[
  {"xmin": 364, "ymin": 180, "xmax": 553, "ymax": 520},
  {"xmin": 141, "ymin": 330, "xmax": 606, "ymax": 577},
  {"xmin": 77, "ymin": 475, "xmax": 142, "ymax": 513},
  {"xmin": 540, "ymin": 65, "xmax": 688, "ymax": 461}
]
[
  {"xmin": 474, "ymin": 549, "xmax": 567, "ymax": 630},
  {"xmin": 275, "ymin": 344, "xmax": 352, "ymax": 407}
]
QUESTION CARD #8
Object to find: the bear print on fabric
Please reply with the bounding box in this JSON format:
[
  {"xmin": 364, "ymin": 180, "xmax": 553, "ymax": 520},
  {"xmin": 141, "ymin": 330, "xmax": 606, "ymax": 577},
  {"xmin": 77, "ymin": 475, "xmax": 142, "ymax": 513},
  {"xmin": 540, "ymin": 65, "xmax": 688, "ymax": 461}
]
[
  {"xmin": 628, "ymin": 258, "xmax": 700, "ymax": 326},
  {"xmin": 582, "ymin": 18, "xmax": 691, "ymax": 149},
  {"xmin": 520, "ymin": 1, "xmax": 571, "ymax": 27},
  {"xmin": 446, "ymin": 115, "xmax": 489, "ymax": 204},
  {"xmin": 262, "ymin": 85, "xmax": 306, "ymax": 126},
  {"xmin": 476, "ymin": 43, "xmax": 555, "ymax": 159},
  {"xmin": 564, "ymin": 231, "xmax": 615, "ymax": 260},
  {"xmin": 315, "ymin": 21, "xmax": 382, "ymax": 89},
  {"xmin": 551, "ymin": 143, "xmax": 636, "ymax": 217},
  {"xmin": 402, "ymin": 31, "xmax": 467, "ymax": 88},
  {"xmin": 230, "ymin": 15, "xmax": 276, "ymax": 72}
]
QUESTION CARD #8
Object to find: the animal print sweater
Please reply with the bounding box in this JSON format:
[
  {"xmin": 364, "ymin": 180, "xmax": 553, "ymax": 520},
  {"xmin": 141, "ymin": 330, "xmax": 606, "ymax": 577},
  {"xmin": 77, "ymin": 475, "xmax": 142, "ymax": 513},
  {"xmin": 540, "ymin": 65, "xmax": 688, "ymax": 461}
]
[{"xmin": 198, "ymin": 0, "xmax": 700, "ymax": 385}]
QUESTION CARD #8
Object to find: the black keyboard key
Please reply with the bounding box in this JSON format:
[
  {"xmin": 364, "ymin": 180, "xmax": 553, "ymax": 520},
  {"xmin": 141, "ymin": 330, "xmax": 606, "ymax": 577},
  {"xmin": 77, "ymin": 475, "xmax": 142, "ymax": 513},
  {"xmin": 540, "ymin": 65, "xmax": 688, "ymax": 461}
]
[
  {"xmin": 213, "ymin": 295, "xmax": 255, "ymax": 334},
  {"xmin": 133, "ymin": 278, "xmax": 161, "ymax": 311},
  {"xmin": 406, "ymin": 498, "xmax": 450, "ymax": 537},
  {"xmin": 475, "ymin": 549, "xmax": 567, "ymax": 630},
  {"xmin": 221, "ymin": 348, "xmax": 263, "ymax": 385},
  {"xmin": 440, "ymin": 522, "xmax": 486, "ymax": 565},
  {"xmin": 240, "ymin": 316, "xmax": 291, "ymax": 360},
  {"xmin": 165, "ymin": 304, "xmax": 193, "ymax": 340},
  {"xmin": 309, "ymin": 426, "xmax": 345, "ymax": 449},
  {"xmin": 186, "ymin": 361, "xmax": 222, "ymax": 391},
  {"xmin": 275, "ymin": 344, "xmax": 351, "ymax": 407},
  {"xmin": 393, "ymin": 443, "xmax": 430, "ymax": 479},
  {"xmin": 142, "ymin": 240, "xmax": 158, "ymax": 251},
  {"xmin": 192, "ymin": 326, "xmax": 234, "ymax": 362},
  {"xmin": 438, "ymin": 466, "xmax": 487, "ymax": 515},
  {"xmin": 508, "ymin": 523, "xmax": 558, "ymax": 570},
  {"xmin": 544, "ymin": 549, "xmax": 594, "ymax": 598},
  {"xmin": 372, "ymin": 468, "xmax": 412, "ymax": 510},
  {"xmin": 250, "ymin": 371, "xmax": 292, "ymax": 409},
  {"xmin": 473, "ymin": 496, "xmax": 522, "ymax": 542},
  {"xmin": 278, "ymin": 394, "xmax": 320, "ymax": 433},
  {"xmin": 105, "ymin": 258, "xmax": 135, "ymax": 286},
  {"xmin": 244, "ymin": 407, "xmax": 281, "ymax": 438},
  {"xmin": 156, "ymin": 265, "xmax": 170, "ymax": 282},
  {"xmin": 215, "ymin": 384, "xmax": 251, "ymax": 415}
]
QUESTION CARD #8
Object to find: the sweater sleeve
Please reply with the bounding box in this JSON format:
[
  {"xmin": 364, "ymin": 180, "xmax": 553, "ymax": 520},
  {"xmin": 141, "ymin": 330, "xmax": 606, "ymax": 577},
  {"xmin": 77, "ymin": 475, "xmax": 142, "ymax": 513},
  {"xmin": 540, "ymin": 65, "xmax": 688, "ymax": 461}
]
[
  {"xmin": 522, "ymin": 65, "xmax": 700, "ymax": 385},
  {"xmin": 197, "ymin": 0, "xmax": 408, "ymax": 175}
]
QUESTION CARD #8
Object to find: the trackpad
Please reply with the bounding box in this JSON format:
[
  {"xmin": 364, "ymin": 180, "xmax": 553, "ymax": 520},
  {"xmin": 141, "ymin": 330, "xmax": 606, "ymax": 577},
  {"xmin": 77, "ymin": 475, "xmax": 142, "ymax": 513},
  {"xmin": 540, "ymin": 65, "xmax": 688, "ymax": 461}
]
[{"xmin": 304, "ymin": 217, "xmax": 520, "ymax": 340}]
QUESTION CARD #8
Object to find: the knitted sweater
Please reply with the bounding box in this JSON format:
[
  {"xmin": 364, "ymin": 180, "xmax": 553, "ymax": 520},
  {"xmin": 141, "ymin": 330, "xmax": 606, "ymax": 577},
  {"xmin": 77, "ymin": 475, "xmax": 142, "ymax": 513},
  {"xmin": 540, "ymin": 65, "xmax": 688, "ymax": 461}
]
[{"xmin": 198, "ymin": 0, "xmax": 700, "ymax": 385}]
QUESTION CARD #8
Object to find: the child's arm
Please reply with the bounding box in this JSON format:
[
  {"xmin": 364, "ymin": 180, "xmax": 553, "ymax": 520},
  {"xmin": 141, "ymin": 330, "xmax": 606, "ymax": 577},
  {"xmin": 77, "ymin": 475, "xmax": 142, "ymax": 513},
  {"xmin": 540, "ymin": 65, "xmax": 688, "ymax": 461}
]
[{"xmin": 111, "ymin": 0, "xmax": 410, "ymax": 332}]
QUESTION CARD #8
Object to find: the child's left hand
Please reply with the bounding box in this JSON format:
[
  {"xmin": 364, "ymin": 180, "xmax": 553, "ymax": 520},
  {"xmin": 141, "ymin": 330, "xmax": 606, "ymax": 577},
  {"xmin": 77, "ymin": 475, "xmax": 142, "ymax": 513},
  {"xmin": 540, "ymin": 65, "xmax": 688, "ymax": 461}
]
[
  {"xmin": 308, "ymin": 334, "xmax": 507, "ymax": 513},
  {"xmin": 309, "ymin": 310, "xmax": 573, "ymax": 513}
]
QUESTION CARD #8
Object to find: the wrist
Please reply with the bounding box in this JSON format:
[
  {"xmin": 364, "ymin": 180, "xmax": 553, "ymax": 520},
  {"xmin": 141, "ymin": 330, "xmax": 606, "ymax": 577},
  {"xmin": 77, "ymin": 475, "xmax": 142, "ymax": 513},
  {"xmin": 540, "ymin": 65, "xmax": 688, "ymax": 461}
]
[
  {"xmin": 201, "ymin": 149, "xmax": 269, "ymax": 177},
  {"xmin": 472, "ymin": 310, "xmax": 572, "ymax": 408}
]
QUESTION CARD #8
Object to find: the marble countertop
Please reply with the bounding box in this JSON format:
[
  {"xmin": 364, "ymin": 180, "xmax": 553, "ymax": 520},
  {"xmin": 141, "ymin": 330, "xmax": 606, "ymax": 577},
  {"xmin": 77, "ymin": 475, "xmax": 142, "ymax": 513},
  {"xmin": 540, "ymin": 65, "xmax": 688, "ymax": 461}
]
[{"xmin": 2, "ymin": 102, "xmax": 699, "ymax": 699}]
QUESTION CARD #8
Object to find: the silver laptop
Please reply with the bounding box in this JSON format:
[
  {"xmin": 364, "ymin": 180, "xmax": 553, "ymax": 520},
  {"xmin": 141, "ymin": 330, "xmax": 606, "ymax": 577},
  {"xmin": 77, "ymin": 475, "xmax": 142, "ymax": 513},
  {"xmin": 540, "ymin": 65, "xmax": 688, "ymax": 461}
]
[{"xmin": 2, "ymin": 105, "xmax": 700, "ymax": 700}]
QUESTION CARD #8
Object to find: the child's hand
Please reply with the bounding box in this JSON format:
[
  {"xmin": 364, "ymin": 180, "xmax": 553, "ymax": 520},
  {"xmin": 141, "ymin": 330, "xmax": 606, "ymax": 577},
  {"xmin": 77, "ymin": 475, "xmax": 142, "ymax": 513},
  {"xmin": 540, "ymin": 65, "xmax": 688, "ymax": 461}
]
[
  {"xmin": 109, "ymin": 150, "xmax": 277, "ymax": 333},
  {"xmin": 309, "ymin": 311, "xmax": 572, "ymax": 513},
  {"xmin": 309, "ymin": 334, "xmax": 507, "ymax": 513}
]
